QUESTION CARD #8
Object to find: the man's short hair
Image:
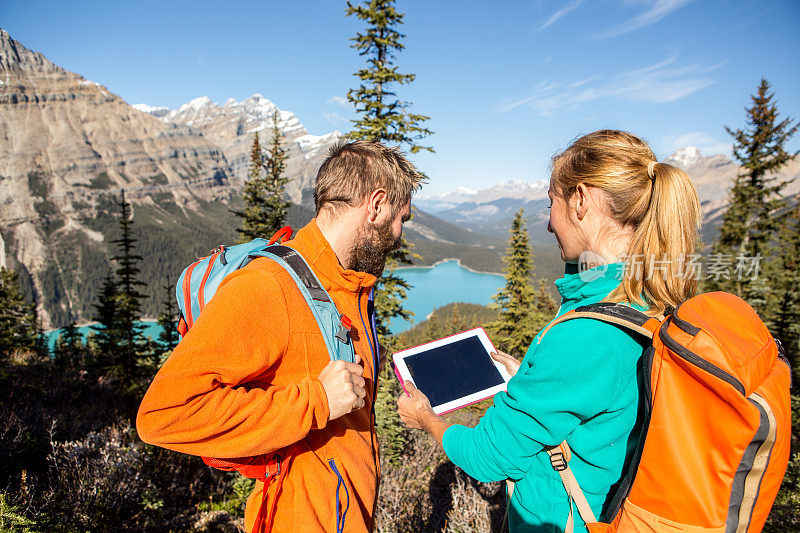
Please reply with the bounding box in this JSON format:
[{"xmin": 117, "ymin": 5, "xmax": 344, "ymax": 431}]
[{"xmin": 314, "ymin": 140, "xmax": 426, "ymax": 214}]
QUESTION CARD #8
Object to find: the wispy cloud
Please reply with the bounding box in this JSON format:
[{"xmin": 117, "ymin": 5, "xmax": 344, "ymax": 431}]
[
  {"xmin": 662, "ymin": 131, "xmax": 732, "ymax": 156},
  {"xmin": 598, "ymin": 0, "xmax": 696, "ymax": 38},
  {"xmin": 323, "ymin": 111, "xmax": 349, "ymax": 123},
  {"xmin": 497, "ymin": 55, "xmax": 720, "ymax": 116},
  {"xmin": 535, "ymin": 0, "xmax": 585, "ymax": 32},
  {"xmin": 326, "ymin": 96, "xmax": 348, "ymax": 107}
]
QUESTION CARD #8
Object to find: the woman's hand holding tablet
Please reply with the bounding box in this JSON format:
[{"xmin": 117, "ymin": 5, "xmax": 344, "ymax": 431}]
[{"xmin": 392, "ymin": 328, "xmax": 512, "ymax": 415}]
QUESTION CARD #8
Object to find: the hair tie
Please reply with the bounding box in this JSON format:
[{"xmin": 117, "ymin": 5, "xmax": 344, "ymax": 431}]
[{"xmin": 647, "ymin": 161, "xmax": 657, "ymax": 181}]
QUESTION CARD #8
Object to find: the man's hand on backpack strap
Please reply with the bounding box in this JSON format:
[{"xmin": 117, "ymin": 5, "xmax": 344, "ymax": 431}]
[{"xmin": 318, "ymin": 354, "xmax": 366, "ymax": 421}]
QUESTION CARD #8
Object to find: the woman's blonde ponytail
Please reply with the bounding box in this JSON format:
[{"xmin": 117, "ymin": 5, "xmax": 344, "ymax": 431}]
[{"xmin": 551, "ymin": 131, "xmax": 702, "ymax": 315}]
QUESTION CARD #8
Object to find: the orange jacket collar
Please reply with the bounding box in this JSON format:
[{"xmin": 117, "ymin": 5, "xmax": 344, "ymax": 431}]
[{"xmin": 289, "ymin": 219, "xmax": 378, "ymax": 293}]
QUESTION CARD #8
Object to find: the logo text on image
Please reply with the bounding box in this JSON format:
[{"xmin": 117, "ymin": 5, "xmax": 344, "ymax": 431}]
[{"xmin": 578, "ymin": 251, "xmax": 608, "ymax": 282}]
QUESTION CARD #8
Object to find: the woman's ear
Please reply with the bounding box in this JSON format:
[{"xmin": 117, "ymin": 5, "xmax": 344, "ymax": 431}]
[{"xmin": 574, "ymin": 183, "xmax": 589, "ymax": 221}]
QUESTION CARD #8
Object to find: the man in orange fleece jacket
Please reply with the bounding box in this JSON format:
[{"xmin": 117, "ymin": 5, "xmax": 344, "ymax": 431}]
[{"xmin": 137, "ymin": 140, "xmax": 425, "ymax": 532}]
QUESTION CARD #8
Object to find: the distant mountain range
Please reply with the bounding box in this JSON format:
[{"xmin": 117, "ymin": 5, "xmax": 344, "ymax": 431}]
[{"xmin": 417, "ymin": 145, "xmax": 800, "ymax": 244}]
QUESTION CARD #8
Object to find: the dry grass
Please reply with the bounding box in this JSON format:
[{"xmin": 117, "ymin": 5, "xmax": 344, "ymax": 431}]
[{"xmin": 375, "ymin": 429, "xmax": 507, "ymax": 533}]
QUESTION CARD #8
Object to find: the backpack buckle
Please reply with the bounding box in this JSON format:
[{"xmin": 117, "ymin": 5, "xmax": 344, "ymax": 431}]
[
  {"xmin": 268, "ymin": 454, "xmax": 282, "ymax": 478},
  {"xmin": 550, "ymin": 451, "xmax": 568, "ymax": 472},
  {"xmin": 335, "ymin": 315, "xmax": 352, "ymax": 345}
]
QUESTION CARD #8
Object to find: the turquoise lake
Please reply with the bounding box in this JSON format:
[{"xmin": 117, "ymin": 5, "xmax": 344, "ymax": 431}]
[
  {"xmin": 46, "ymin": 260, "xmax": 505, "ymax": 348},
  {"xmin": 387, "ymin": 260, "xmax": 504, "ymax": 333}
]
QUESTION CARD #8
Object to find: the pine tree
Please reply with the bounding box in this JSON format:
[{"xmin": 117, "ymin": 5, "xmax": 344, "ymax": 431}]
[
  {"xmin": 346, "ymin": 1, "xmax": 433, "ymax": 343},
  {"xmin": 708, "ymin": 79, "xmax": 798, "ymax": 318},
  {"xmin": 111, "ymin": 190, "xmax": 147, "ymax": 379},
  {"xmin": 345, "ymin": 0, "xmax": 433, "ymax": 152},
  {"xmin": 91, "ymin": 270, "xmax": 120, "ymax": 369},
  {"xmin": 374, "ymin": 363, "xmax": 407, "ymax": 465},
  {"xmin": 236, "ymin": 114, "xmax": 291, "ymax": 242},
  {"xmin": 372, "ymin": 237, "xmax": 415, "ymax": 347},
  {"xmin": 263, "ymin": 109, "xmax": 291, "ymax": 235},
  {"xmin": 0, "ymin": 267, "xmax": 39, "ymax": 359},
  {"xmin": 236, "ymin": 132, "xmax": 266, "ymax": 242},
  {"xmin": 157, "ymin": 283, "xmax": 179, "ymax": 355},
  {"xmin": 488, "ymin": 209, "xmax": 549, "ymax": 358}
]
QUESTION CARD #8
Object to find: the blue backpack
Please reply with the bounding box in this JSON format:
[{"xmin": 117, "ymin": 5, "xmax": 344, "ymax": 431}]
[{"xmin": 175, "ymin": 226, "xmax": 355, "ymax": 364}]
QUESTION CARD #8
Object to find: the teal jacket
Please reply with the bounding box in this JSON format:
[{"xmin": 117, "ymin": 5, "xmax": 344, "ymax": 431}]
[{"xmin": 443, "ymin": 262, "xmax": 648, "ymax": 532}]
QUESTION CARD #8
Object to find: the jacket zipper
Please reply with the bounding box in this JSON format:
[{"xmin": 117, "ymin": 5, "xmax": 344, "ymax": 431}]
[
  {"xmin": 659, "ymin": 318, "xmax": 746, "ymax": 395},
  {"xmin": 357, "ymin": 287, "xmax": 380, "ymax": 408},
  {"xmin": 328, "ymin": 459, "xmax": 350, "ymax": 533},
  {"xmin": 357, "ymin": 286, "xmax": 380, "ymax": 531}
]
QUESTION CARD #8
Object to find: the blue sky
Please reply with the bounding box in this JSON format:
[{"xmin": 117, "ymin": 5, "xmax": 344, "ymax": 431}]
[{"xmin": 3, "ymin": 0, "xmax": 799, "ymax": 195}]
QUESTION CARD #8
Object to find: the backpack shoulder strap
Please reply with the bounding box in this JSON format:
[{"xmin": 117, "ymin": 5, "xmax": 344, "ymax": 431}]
[
  {"xmin": 546, "ymin": 442, "xmax": 597, "ymax": 532},
  {"xmin": 537, "ymin": 302, "xmax": 663, "ymax": 344},
  {"xmin": 248, "ymin": 245, "xmax": 356, "ymax": 364},
  {"xmin": 254, "ymin": 245, "xmax": 331, "ymax": 302}
]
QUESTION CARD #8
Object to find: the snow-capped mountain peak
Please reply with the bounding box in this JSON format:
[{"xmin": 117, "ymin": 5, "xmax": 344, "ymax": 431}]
[
  {"xmin": 667, "ymin": 146, "xmax": 703, "ymax": 167},
  {"xmin": 415, "ymin": 179, "xmax": 548, "ymax": 212},
  {"xmin": 184, "ymin": 95, "xmax": 214, "ymax": 111},
  {"xmin": 131, "ymin": 103, "xmax": 170, "ymax": 118},
  {"xmin": 294, "ymin": 131, "xmax": 342, "ymax": 158}
]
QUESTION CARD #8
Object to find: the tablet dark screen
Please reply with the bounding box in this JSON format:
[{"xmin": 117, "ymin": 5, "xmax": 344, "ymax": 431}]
[{"xmin": 404, "ymin": 335, "xmax": 504, "ymax": 408}]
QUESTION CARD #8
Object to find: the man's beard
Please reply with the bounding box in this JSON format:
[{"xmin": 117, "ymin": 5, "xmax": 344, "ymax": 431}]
[{"xmin": 351, "ymin": 221, "xmax": 401, "ymax": 277}]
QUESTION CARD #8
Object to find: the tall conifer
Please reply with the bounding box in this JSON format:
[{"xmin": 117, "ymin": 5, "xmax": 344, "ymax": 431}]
[
  {"xmin": 345, "ymin": 0, "xmax": 433, "ymax": 343},
  {"xmin": 111, "ymin": 190, "xmax": 147, "ymax": 379},
  {"xmin": 236, "ymin": 132, "xmax": 266, "ymax": 242},
  {"xmin": 488, "ymin": 209, "xmax": 552, "ymax": 358},
  {"xmin": 708, "ymin": 79, "xmax": 798, "ymax": 318},
  {"xmin": 91, "ymin": 270, "xmax": 119, "ymax": 368},
  {"xmin": 0, "ymin": 267, "xmax": 39, "ymax": 359},
  {"xmin": 345, "ymin": 0, "xmax": 433, "ymax": 151},
  {"xmin": 263, "ymin": 110, "xmax": 291, "ymax": 235},
  {"xmin": 236, "ymin": 114, "xmax": 291, "ymax": 242}
]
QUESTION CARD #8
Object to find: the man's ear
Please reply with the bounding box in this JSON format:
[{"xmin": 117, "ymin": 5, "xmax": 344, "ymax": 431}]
[{"xmin": 366, "ymin": 188, "xmax": 389, "ymax": 224}]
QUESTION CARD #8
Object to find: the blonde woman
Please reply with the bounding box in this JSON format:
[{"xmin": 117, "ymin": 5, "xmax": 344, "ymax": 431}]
[{"xmin": 397, "ymin": 130, "xmax": 701, "ymax": 531}]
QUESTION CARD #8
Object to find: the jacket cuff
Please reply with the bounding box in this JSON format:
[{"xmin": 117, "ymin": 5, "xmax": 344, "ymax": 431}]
[{"xmin": 309, "ymin": 377, "xmax": 330, "ymax": 429}]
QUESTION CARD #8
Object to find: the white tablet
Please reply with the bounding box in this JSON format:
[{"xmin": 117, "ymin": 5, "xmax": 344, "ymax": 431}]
[{"xmin": 392, "ymin": 327, "xmax": 512, "ymax": 415}]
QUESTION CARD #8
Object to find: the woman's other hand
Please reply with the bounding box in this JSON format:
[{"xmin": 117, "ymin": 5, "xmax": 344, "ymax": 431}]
[
  {"xmin": 397, "ymin": 382, "xmax": 436, "ymax": 430},
  {"xmin": 491, "ymin": 350, "xmax": 521, "ymax": 377}
]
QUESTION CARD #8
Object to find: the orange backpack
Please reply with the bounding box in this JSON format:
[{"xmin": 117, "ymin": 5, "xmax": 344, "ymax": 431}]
[{"xmin": 537, "ymin": 291, "xmax": 792, "ymax": 532}]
